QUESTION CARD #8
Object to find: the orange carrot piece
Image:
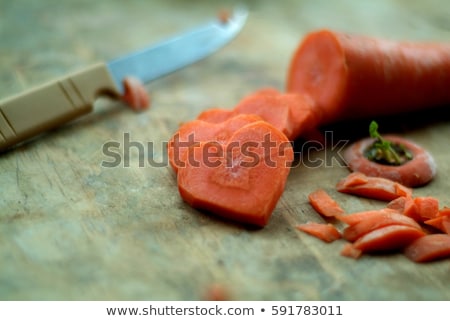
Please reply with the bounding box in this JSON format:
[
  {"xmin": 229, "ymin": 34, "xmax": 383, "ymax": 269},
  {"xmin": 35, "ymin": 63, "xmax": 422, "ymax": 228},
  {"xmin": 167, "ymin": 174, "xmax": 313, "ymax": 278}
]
[
  {"xmin": 403, "ymin": 196, "xmax": 440, "ymax": 223},
  {"xmin": 424, "ymin": 216, "xmax": 450, "ymax": 234},
  {"xmin": 404, "ymin": 234, "xmax": 450, "ymax": 263},
  {"xmin": 121, "ymin": 76, "xmax": 151, "ymax": 111},
  {"xmin": 438, "ymin": 207, "xmax": 450, "ymax": 217},
  {"xmin": 279, "ymin": 93, "xmax": 318, "ymax": 140},
  {"xmin": 336, "ymin": 208, "xmax": 400, "ymax": 225},
  {"xmin": 197, "ymin": 108, "xmax": 235, "ymax": 123},
  {"xmin": 414, "ymin": 196, "xmax": 440, "ymax": 220},
  {"xmin": 336, "ymin": 172, "xmax": 412, "ymax": 201},
  {"xmin": 177, "ymin": 121, "xmax": 293, "ymax": 227},
  {"xmin": 338, "ymin": 171, "xmax": 368, "ymax": 187},
  {"xmin": 340, "ymin": 243, "xmax": 363, "ymax": 259},
  {"xmin": 343, "ymin": 135, "xmax": 436, "ymax": 187},
  {"xmin": 308, "ymin": 189, "xmax": 345, "ymax": 217},
  {"xmin": 386, "ymin": 196, "xmax": 407, "ymax": 212},
  {"xmin": 286, "ymin": 29, "xmax": 450, "ymax": 126},
  {"xmin": 197, "ymin": 88, "xmax": 316, "ymax": 141},
  {"xmin": 403, "ymin": 196, "xmax": 420, "ymax": 222},
  {"xmin": 196, "ymin": 89, "xmax": 280, "ymax": 123},
  {"xmin": 342, "ymin": 210, "xmax": 422, "ymax": 242},
  {"xmin": 167, "ymin": 114, "xmax": 262, "ymax": 173},
  {"xmin": 203, "ymin": 283, "xmax": 231, "ymax": 301},
  {"xmin": 217, "ymin": 9, "xmax": 232, "ymax": 24},
  {"xmin": 296, "ymin": 222, "xmax": 342, "ymax": 243},
  {"xmin": 353, "ymin": 225, "xmax": 426, "ymax": 253},
  {"xmin": 233, "ymin": 89, "xmax": 316, "ymax": 140}
]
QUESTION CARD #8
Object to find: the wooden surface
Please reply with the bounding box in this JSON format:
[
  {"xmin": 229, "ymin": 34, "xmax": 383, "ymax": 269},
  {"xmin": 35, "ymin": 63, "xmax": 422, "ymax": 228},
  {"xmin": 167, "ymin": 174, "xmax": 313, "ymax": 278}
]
[{"xmin": 1, "ymin": 0, "xmax": 450, "ymax": 300}]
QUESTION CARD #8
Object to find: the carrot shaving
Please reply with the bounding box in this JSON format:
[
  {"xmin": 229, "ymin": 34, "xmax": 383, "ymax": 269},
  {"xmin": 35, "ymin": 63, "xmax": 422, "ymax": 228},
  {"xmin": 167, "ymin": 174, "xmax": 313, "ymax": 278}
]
[
  {"xmin": 340, "ymin": 243, "xmax": 363, "ymax": 259},
  {"xmin": 308, "ymin": 189, "xmax": 345, "ymax": 217},
  {"xmin": 386, "ymin": 196, "xmax": 407, "ymax": 212},
  {"xmin": 336, "ymin": 171, "xmax": 412, "ymax": 201},
  {"xmin": 296, "ymin": 222, "xmax": 342, "ymax": 243},
  {"xmin": 336, "ymin": 208, "xmax": 400, "ymax": 226},
  {"xmin": 424, "ymin": 216, "xmax": 450, "ymax": 235},
  {"xmin": 404, "ymin": 234, "xmax": 450, "ymax": 263},
  {"xmin": 352, "ymin": 225, "xmax": 426, "ymax": 253},
  {"xmin": 438, "ymin": 207, "xmax": 450, "ymax": 217},
  {"xmin": 342, "ymin": 210, "xmax": 422, "ymax": 242},
  {"xmin": 403, "ymin": 196, "xmax": 439, "ymax": 223}
]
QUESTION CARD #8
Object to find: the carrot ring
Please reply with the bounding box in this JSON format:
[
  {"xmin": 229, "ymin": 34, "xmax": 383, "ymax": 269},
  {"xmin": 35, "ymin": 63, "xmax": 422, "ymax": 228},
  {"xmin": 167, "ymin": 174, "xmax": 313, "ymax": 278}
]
[{"xmin": 343, "ymin": 135, "xmax": 436, "ymax": 187}]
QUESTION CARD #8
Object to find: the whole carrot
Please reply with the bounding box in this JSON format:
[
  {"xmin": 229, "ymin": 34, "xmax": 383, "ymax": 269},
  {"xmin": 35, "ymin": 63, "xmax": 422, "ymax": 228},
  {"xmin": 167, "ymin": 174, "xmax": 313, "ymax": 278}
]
[{"xmin": 286, "ymin": 29, "xmax": 450, "ymax": 125}]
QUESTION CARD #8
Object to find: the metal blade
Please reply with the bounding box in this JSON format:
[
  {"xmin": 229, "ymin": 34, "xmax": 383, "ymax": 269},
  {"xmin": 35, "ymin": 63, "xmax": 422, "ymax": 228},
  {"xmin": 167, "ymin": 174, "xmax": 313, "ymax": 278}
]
[{"xmin": 107, "ymin": 8, "xmax": 248, "ymax": 92}]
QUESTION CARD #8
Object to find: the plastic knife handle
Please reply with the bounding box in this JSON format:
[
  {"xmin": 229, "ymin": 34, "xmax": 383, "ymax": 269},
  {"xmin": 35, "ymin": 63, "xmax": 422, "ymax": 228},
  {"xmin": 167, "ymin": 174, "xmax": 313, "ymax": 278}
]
[{"xmin": 0, "ymin": 62, "xmax": 119, "ymax": 152}]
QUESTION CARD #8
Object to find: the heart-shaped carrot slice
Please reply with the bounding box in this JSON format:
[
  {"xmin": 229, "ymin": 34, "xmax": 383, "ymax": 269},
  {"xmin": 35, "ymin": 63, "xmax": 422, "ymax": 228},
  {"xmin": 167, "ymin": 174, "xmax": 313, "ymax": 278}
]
[
  {"xmin": 167, "ymin": 114, "xmax": 262, "ymax": 173},
  {"xmin": 177, "ymin": 121, "xmax": 294, "ymax": 227}
]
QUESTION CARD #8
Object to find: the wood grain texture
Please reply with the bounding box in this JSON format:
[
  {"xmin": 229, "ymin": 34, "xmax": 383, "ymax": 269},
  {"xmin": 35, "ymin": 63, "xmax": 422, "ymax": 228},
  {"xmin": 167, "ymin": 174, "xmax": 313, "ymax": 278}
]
[{"xmin": 1, "ymin": 0, "xmax": 450, "ymax": 300}]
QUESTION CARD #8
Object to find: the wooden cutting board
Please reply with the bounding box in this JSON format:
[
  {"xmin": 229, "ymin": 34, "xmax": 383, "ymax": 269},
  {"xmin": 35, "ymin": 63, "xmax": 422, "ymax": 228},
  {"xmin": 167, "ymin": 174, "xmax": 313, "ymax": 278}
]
[{"xmin": 1, "ymin": 0, "xmax": 449, "ymax": 300}]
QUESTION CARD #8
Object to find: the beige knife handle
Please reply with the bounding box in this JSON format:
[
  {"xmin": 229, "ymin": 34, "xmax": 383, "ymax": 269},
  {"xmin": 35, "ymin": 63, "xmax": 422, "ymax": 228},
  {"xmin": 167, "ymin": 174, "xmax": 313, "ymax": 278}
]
[{"xmin": 0, "ymin": 62, "xmax": 119, "ymax": 152}]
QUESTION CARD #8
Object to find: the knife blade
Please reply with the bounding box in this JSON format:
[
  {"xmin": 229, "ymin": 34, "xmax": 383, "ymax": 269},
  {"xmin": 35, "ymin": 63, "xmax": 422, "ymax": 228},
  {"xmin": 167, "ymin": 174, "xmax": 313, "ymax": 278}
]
[{"xmin": 0, "ymin": 8, "xmax": 248, "ymax": 152}]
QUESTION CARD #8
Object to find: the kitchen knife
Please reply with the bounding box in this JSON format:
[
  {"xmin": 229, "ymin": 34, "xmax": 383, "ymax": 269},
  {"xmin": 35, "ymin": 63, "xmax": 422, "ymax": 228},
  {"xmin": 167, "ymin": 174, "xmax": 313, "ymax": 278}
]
[{"xmin": 0, "ymin": 8, "xmax": 248, "ymax": 152}]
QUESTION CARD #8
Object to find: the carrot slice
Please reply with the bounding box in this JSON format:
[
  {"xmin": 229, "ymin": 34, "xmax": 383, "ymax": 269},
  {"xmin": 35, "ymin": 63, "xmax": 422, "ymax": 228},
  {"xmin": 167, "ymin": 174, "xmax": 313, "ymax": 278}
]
[
  {"xmin": 286, "ymin": 29, "xmax": 450, "ymax": 126},
  {"xmin": 414, "ymin": 196, "xmax": 440, "ymax": 220},
  {"xmin": 336, "ymin": 208, "xmax": 401, "ymax": 225},
  {"xmin": 404, "ymin": 234, "xmax": 450, "ymax": 262},
  {"xmin": 197, "ymin": 88, "xmax": 316, "ymax": 141},
  {"xmin": 353, "ymin": 225, "xmax": 426, "ymax": 253},
  {"xmin": 438, "ymin": 207, "xmax": 450, "ymax": 217},
  {"xmin": 424, "ymin": 216, "xmax": 450, "ymax": 234},
  {"xmin": 196, "ymin": 108, "xmax": 235, "ymax": 123},
  {"xmin": 340, "ymin": 243, "xmax": 363, "ymax": 259},
  {"xmin": 337, "ymin": 171, "xmax": 368, "ymax": 187},
  {"xmin": 342, "ymin": 210, "xmax": 422, "ymax": 242},
  {"xmin": 197, "ymin": 88, "xmax": 279, "ymax": 124},
  {"xmin": 403, "ymin": 196, "xmax": 420, "ymax": 222},
  {"xmin": 308, "ymin": 189, "xmax": 345, "ymax": 217},
  {"xmin": 296, "ymin": 222, "xmax": 342, "ymax": 243},
  {"xmin": 167, "ymin": 114, "xmax": 262, "ymax": 173},
  {"xmin": 403, "ymin": 196, "xmax": 440, "ymax": 223},
  {"xmin": 343, "ymin": 135, "xmax": 436, "ymax": 187},
  {"xmin": 386, "ymin": 196, "xmax": 407, "ymax": 212},
  {"xmin": 336, "ymin": 172, "xmax": 412, "ymax": 201},
  {"xmin": 234, "ymin": 89, "xmax": 317, "ymax": 140},
  {"xmin": 177, "ymin": 121, "xmax": 293, "ymax": 227}
]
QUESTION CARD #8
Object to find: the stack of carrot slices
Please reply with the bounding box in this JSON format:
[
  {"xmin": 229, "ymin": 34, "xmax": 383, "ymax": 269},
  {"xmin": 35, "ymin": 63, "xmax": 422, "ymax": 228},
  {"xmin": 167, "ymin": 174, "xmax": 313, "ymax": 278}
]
[
  {"xmin": 168, "ymin": 88, "xmax": 305, "ymax": 227},
  {"xmin": 297, "ymin": 171, "xmax": 450, "ymax": 263}
]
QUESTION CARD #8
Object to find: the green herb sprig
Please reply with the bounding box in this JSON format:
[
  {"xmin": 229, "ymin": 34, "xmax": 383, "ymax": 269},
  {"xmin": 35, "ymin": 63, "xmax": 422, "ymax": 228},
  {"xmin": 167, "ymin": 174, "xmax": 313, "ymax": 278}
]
[{"xmin": 364, "ymin": 121, "xmax": 413, "ymax": 166}]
